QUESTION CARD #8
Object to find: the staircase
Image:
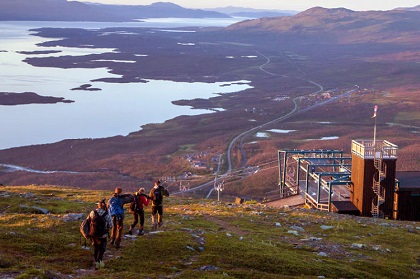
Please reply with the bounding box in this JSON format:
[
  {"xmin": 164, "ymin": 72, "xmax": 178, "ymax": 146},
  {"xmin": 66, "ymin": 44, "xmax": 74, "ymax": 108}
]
[{"xmin": 371, "ymin": 157, "xmax": 386, "ymax": 218}]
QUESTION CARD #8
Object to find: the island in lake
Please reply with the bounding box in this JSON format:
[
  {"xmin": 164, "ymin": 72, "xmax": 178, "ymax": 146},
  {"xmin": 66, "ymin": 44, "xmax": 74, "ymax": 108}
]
[{"xmin": 0, "ymin": 92, "xmax": 74, "ymax": 106}]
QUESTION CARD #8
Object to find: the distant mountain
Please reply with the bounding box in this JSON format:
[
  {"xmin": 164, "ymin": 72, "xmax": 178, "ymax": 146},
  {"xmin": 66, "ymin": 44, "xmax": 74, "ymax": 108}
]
[
  {"xmin": 0, "ymin": 0, "xmax": 127, "ymax": 21},
  {"xmin": 228, "ymin": 12, "xmax": 294, "ymax": 18},
  {"xmin": 225, "ymin": 7, "xmax": 420, "ymax": 44},
  {"xmin": 395, "ymin": 5, "xmax": 420, "ymax": 11},
  {"xmin": 206, "ymin": 6, "xmax": 298, "ymax": 18},
  {"xmin": 0, "ymin": 0, "xmax": 229, "ymax": 22},
  {"xmin": 87, "ymin": 2, "xmax": 230, "ymax": 19}
]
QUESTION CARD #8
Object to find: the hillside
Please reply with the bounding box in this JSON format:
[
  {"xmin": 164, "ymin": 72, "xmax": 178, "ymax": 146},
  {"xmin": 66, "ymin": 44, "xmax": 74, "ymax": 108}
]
[
  {"xmin": 89, "ymin": 2, "xmax": 229, "ymax": 19},
  {"xmin": 0, "ymin": 7, "xmax": 419, "ymax": 197},
  {"xmin": 397, "ymin": 5, "xmax": 420, "ymax": 11},
  {"xmin": 0, "ymin": 0, "xmax": 228, "ymax": 22},
  {"xmin": 226, "ymin": 7, "xmax": 420, "ymax": 44},
  {"xmin": 0, "ymin": 185, "xmax": 419, "ymax": 278},
  {"xmin": 205, "ymin": 6, "xmax": 298, "ymax": 18},
  {"xmin": 0, "ymin": 0, "xmax": 126, "ymax": 22}
]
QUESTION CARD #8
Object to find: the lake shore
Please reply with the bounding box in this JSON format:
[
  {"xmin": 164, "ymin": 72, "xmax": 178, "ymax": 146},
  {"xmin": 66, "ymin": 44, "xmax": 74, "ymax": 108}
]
[{"xmin": 0, "ymin": 20, "xmax": 418, "ymax": 193}]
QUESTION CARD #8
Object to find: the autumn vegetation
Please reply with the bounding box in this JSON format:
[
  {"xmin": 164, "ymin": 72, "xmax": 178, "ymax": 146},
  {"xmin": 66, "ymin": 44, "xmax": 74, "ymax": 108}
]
[
  {"xmin": 0, "ymin": 8, "xmax": 419, "ymax": 200},
  {"xmin": 0, "ymin": 185, "xmax": 419, "ymax": 278}
]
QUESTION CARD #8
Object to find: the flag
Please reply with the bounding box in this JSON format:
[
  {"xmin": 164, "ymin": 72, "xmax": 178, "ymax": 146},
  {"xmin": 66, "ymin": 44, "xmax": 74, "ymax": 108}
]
[{"xmin": 372, "ymin": 105, "xmax": 378, "ymax": 118}]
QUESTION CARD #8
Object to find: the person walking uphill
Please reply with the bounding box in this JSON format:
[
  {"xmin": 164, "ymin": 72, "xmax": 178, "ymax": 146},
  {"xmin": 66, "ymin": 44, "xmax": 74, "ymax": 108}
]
[
  {"xmin": 107, "ymin": 187, "xmax": 133, "ymax": 249},
  {"xmin": 86, "ymin": 199, "xmax": 113, "ymax": 270},
  {"xmin": 128, "ymin": 188, "xmax": 151, "ymax": 235},
  {"xmin": 149, "ymin": 180, "xmax": 169, "ymax": 230}
]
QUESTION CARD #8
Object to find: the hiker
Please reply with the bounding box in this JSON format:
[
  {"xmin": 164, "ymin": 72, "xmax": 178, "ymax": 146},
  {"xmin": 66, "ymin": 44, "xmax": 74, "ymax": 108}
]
[
  {"xmin": 149, "ymin": 180, "xmax": 169, "ymax": 230},
  {"xmin": 128, "ymin": 188, "xmax": 151, "ymax": 235},
  {"xmin": 86, "ymin": 199, "xmax": 113, "ymax": 270},
  {"xmin": 107, "ymin": 187, "xmax": 133, "ymax": 249}
]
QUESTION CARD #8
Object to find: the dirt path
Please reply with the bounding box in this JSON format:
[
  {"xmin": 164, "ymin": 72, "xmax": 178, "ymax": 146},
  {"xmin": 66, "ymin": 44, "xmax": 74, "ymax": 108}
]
[{"xmin": 203, "ymin": 214, "xmax": 247, "ymax": 237}]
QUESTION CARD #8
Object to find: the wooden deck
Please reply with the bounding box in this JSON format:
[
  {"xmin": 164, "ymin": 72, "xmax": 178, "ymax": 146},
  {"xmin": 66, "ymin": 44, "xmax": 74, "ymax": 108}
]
[{"xmin": 264, "ymin": 194, "xmax": 305, "ymax": 208}]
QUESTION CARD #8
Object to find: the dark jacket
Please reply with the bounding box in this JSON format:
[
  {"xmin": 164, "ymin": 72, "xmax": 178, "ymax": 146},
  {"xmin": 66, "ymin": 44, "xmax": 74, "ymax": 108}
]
[{"xmin": 149, "ymin": 185, "xmax": 169, "ymax": 206}]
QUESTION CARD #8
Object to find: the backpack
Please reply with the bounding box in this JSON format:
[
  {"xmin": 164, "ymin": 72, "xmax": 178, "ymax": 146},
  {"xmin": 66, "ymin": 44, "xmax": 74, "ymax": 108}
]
[
  {"xmin": 80, "ymin": 218, "xmax": 90, "ymax": 239},
  {"xmin": 89, "ymin": 210, "xmax": 107, "ymax": 237},
  {"xmin": 129, "ymin": 195, "xmax": 139, "ymax": 212},
  {"xmin": 108, "ymin": 196, "xmax": 124, "ymax": 216},
  {"xmin": 153, "ymin": 187, "xmax": 163, "ymax": 205}
]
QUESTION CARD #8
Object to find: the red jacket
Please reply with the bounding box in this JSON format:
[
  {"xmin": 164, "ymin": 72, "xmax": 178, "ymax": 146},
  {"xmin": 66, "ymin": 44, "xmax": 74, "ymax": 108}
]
[{"xmin": 136, "ymin": 194, "xmax": 150, "ymax": 209}]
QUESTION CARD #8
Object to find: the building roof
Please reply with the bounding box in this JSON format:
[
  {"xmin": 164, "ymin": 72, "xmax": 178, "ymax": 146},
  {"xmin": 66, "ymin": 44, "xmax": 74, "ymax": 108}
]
[{"xmin": 396, "ymin": 171, "xmax": 420, "ymax": 190}]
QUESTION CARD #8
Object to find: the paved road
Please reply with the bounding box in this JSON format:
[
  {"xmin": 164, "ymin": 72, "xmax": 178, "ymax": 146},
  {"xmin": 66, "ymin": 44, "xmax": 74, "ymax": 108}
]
[
  {"xmin": 226, "ymin": 51, "xmax": 324, "ymax": 173},
  {"xmin": 173, "ymin": 51, "xmax": 358, "ymax": 198}
]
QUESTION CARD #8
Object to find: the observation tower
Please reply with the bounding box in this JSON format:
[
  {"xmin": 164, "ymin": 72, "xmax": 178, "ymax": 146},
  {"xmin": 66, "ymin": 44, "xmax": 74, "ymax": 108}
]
[{"xmin": 350, "ymin": 140, "xmax": 398, "ymax": 218}]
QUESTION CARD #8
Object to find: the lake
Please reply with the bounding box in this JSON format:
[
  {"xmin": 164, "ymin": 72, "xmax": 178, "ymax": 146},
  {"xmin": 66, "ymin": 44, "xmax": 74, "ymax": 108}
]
[{"xmin": 0, "ymin": 18, "xmax": 251, "ymax": 150}]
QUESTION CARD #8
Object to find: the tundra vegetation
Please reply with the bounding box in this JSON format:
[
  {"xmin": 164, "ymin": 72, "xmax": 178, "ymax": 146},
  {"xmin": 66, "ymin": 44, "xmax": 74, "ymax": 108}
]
[
  {"xmin": 0, "ymin": 8, "xmax": 419, "ymax": 200},
  {"xmin": 0, "ymin": 185, "xmax": 419, "ymax": 278}
]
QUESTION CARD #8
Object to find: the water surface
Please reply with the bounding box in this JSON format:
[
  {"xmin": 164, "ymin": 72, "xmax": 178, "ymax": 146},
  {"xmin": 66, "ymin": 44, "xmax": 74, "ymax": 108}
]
[{"xmin": 0, "ymin": 19, "xmax": 251, "ymax": 150}]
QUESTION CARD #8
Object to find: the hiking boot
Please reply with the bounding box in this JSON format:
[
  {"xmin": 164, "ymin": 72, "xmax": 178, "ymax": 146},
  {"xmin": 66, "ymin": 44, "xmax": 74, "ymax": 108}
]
[
  {"xmin": 138, "ymin": 229, "xmax": 144, "ymax": 236},
  {"xmin": 110, "ymin": 239, "xmax": 115, "ymax": 245},
  {"xmin": 95, "ymin": 262, "xmax": 100, "ymax": 270},
  {"xmin": 127, "ymin": 230, "xmax": 132, "ymax": 235},
  {"xmin": 99, "ymin": 261, "xmax": 105, "ymax": 268}
]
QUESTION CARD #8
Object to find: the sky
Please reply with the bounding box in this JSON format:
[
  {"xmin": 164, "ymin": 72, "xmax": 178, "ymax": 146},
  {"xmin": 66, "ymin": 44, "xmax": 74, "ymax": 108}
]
[{"xmin": 82, "ymin": 0, "xmax": 420, "ymax": 11}]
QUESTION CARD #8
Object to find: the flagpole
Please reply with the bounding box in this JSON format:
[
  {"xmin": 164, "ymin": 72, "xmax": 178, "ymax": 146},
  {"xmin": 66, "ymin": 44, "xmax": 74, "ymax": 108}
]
[
  {"xmin": 372, "ymin": 105, "xmax": 378, "ymax": 156},
  {"xmin": 373, "ymin": 116, "xmax": 376, "ymax": 144}
]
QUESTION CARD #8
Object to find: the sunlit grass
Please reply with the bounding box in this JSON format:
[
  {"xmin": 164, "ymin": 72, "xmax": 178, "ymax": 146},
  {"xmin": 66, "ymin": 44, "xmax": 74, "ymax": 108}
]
[{"xmin": 0, "ymin": 185, "xmax": 419, "ymax": 278}]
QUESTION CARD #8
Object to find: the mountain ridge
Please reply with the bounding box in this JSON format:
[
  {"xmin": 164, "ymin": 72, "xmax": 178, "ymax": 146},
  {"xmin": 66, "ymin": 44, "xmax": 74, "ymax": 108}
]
[
  {"xmin": 204, "ymin": 6, "xmax": 298, "ymax": 18},
  {"xmin": 225, "ymin": 7, "xmax": 420, "ymax": 44},
  {"xmin": 396, "ymin": 4, "xmax": 420, "ymax": 11},
  {"xmin": 0, "ymin": 0, "xmax": 229, "ymax": 22}
]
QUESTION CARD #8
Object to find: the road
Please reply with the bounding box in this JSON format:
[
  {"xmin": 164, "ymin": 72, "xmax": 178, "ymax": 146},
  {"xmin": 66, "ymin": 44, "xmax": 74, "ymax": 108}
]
[{"xmin": 172, "ymin": 51, "xmax": 358, "ymax": 198}]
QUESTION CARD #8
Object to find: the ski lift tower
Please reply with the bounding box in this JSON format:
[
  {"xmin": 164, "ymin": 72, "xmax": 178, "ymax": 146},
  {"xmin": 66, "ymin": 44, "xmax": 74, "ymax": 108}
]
[{"xmin": 214, "ymin": 179, "xmax": 224, "ymax": 201}]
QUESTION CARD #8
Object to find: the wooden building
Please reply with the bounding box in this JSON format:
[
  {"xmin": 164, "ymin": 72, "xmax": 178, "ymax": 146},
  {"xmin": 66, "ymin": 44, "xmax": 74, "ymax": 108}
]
[
  {"xmin": 393, "ymin": 171, "xmax": 420, "ymax": 221},
  {"xmin": 350, "ymin": 140, "xmax": 398, "ymax": 218}
]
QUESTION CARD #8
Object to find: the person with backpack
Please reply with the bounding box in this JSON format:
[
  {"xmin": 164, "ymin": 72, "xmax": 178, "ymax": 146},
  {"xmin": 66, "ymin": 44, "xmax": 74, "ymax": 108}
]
[
  {"xmin": 107, "ymin": 187, "xmax": 133, "ymax": 249},
  {"xmin": 128, "ymin": 187, "xmax": 151, "ymax": 236},
  {"xmin": 85, "ymin": 199, "xmax": 113, "ymax": 270},
  {"xmin": 149, "ymin": 180, "xmax": 169, "ymax": 230}
]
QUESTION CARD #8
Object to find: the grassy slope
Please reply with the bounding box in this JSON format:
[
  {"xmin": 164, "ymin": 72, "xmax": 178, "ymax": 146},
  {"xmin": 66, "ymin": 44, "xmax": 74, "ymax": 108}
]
[{"xmin": 0, "ymin": 185, "xmax": 419, "ymax": 279}]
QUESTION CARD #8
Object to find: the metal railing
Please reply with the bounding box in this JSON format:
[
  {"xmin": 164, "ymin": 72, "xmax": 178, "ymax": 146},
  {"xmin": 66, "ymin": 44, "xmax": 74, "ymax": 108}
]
[
  {"xmin": 264, "ymin": 184, "xmax": 299, "ymax": 202},
  {"xmin": 305, "ymin": 193, "xmax": 329, "ymax": 211},
  {"xmin": 351, "ymin": 140, "xmax": 398, "ymax": 159}
]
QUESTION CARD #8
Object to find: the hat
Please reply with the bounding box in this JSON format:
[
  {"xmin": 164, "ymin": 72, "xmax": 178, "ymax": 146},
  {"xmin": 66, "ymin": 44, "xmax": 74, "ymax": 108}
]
[
  {"xmin": 138, "ymin": 187, "xmax": 145, "ymax": 193},
  {"xmin": 115, "ymin": 187, "xmax": 122, "ymax": 194}
]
